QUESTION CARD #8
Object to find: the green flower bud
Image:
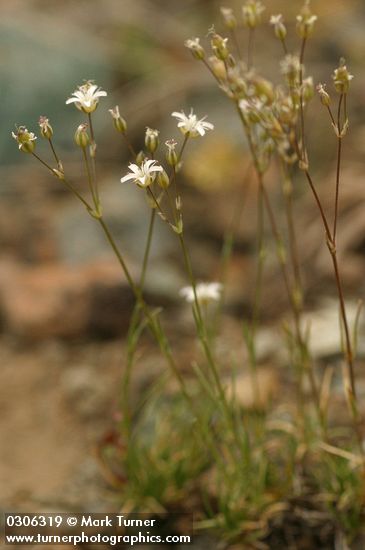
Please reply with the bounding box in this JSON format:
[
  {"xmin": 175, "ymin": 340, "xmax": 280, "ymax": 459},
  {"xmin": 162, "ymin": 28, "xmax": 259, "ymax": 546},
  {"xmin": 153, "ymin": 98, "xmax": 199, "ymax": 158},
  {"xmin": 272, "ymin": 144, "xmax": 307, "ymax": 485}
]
[
  {"xmin": 270, "ymin": 14, "xmax": 287, "ymax": 41},
  {"xmin": 145, "ymin": 127, "xmax": 159, "ymax": 154},
  {"xmin": 109, "ymin": 106, "xmax": 127, "ymax": 133},
  {"xmin": 242, "ymin": 0, "xmax": 265, "ymax": 29},
  {"xmin": 165, "ymin": 139, "xmax": 178, "ymax": 167},
  {"xmin": 211, "ymin": 33, "xmax": 229, "ymax": 61},
  {"xmin": 332, "ymin": 58, "xmax": 354, "ymax": 94},
  {"xmin": 184, "ymin": 38, "xmax": 205, "ymax": 61},
  {"xmin": 74, "ymin": 123, "xmax": 90, "ymax": 148},
  {"xmin": 220, "ymin": 7, "xmax": 237, "ymax": 30},
  {"xmin": 136, "ymin": 150, "xmax": 146, "ymax": 166},
  {"xmin": 316, "ymin": 83, "xmax": 331, "ymax": 106},
  {"xmin": 38, "ymin": 116, "xmax": 53, "ymax": 139},
  {"xmin": 157, "ymin": 169, "xmax": 170, "ymax": 189},
  {"xmin": 296, "ymin": 1, "xmax": 317, "ymax": 39}
]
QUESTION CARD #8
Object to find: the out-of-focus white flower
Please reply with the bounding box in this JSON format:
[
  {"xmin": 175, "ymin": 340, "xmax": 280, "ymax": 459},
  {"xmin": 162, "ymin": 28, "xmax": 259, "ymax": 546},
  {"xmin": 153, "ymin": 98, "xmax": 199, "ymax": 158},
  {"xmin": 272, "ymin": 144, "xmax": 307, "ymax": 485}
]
[
  {"xmin": 171, "ymin": 109, "xmax": 214, "ymax": 137},
  {"xmin": 242, "ymin": 0, "xmax": 265, "ymax": 28},
  {"xmin": 12, "ymin": 126, "xmax": 37, "ymax": 153},
  {"xmin": 121, "ymin": 159, "xmax": 163, "ymax": 188},
  {"xmin": 270, "ymin": 14, "xmax": 283, "ymax": 25},
  {"xmin": 66, "ymin": 81, "xmax": 107, "ymax": 113},
  {"xmin": 332, "ymin": 59, "xmax": 354, "ymax": 94},
  {"xmin": 180, "ymin": 282, "xmax": 223, "ymax": 305},
  {"xmin": 184, "ymin": 37, "xmax": 205, "ymax": 60}
]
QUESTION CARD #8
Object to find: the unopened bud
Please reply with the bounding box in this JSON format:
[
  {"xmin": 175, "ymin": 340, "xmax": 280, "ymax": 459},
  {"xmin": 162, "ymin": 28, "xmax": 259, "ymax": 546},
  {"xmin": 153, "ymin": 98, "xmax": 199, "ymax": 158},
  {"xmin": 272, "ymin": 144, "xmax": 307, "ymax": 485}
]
[
  {"xmin": 208, "ymin": 56, "xmax": 227, "ymax": 80},
  {"xmin": 145, "ymin": 127, "xmax": 159, "ymax": 154},
  {"xmin": 220, "ymin": 7, "xmax": 237, "ymax": 29},
  {"xmin": 296, "ymin": 1, "xmax": 317, "ymax": 39},
  {"xmin": 302, "ymin": 76, "xmax": 314, "ymax": 102},
  {"xmin": 242, "ymin": 0, "xmax": 265, "ymax": 29},
  {"xmin": 270, "ymin": 14, "xmax": 287, "ymax": 41},
  {"xmin": 317, "ymin": 83, "xmax": 331, "ymax": 106},
  {"xmin": 38, "ymin": 116, "xmax": 53, "ymax": 139},
  {"xmin": 210, "ymin": 33, "xmax": 229, "ymax": 61},
  {"xmin": 165, "ymin": 139, "xmax": 178, "ymax": 167},
  {"xmin": 109, "ymin": 106, "xmax": 127, "ymax": 133},
  {"xmin": 332, "ymin": 58, "xmax": 354, "ymax": 94},
  {"xmin": 157, "ymin": 169, "xmax": 170, "ymax": 189},
  {"xmin": 136, "ymin": 150, "xmax": 146, "ymax": 166},
  {"xmin": 184, "ymin": 37, "xmax": 205, "ymax": 61},
  {"xmin": 74, "ymin": 123, "xmax": 90, "ymax": 148}
]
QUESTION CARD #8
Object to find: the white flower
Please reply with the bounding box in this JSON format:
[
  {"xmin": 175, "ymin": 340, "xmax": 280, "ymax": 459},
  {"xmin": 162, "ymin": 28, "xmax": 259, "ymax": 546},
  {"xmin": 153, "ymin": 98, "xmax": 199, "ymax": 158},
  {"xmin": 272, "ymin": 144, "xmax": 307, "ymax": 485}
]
[
  {"xmin": 66, "ymin": 81, "xmax": 107, "ymax": 113},
  {"xmin": 121, "ymin": 159, "xmax": 163, "ymax": 188},
  {"xmin": 270, "ymin": 14, "xmax": 283, "ymax": 25},
  {"xmin": 171, "ymin": 109, "xmax": 214, "ymax": 137},
  {"xmin": 180, "ymin": 282, "xmax": 223, "ymax": 305}
]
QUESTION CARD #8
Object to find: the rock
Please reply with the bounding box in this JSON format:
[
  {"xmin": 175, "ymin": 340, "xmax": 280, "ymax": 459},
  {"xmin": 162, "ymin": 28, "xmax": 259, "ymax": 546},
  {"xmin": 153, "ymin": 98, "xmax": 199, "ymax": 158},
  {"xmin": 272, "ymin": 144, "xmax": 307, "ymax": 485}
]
[
  {"xmin": 0, "ymin": 259, "xmax": 133, "ymax": 341},
  {"xmin": 225, "ymin": 368, "xmax": 279, "ymax": 411}
]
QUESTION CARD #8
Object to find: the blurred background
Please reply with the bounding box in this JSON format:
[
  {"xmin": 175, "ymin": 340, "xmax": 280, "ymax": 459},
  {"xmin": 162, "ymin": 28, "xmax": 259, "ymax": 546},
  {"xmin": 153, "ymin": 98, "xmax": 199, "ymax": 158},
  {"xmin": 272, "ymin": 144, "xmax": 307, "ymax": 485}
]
[{"xmin": 1, "ymin": 0, "xmax": 365, "ymax": 522}]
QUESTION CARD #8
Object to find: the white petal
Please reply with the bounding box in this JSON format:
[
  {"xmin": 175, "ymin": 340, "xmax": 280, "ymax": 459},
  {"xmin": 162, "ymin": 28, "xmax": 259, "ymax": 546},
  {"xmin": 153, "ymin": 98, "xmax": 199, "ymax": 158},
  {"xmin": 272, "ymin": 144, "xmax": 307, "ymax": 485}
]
[{"xmin": 121, "ymin": 174, "xmax": 137, "ymax": 183}]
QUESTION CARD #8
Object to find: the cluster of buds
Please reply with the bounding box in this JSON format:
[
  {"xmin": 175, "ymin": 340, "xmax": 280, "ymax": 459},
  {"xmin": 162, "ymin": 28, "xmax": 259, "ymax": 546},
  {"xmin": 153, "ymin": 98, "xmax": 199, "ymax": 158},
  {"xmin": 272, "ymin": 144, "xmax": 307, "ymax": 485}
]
[
  {"xmin": 12, "ymin": 126, "xmax": 37, "ymax": 153},
  {"xmin": 296, "ymin": 0, "xmax": 317, "ymax": 39},
  {"xmin": 332, "ymin": 58, "xmax": 354, "ymax": 94},
  {"xmin": 242, "ymin": 0, "xmax": 265, "ymax": 29}
]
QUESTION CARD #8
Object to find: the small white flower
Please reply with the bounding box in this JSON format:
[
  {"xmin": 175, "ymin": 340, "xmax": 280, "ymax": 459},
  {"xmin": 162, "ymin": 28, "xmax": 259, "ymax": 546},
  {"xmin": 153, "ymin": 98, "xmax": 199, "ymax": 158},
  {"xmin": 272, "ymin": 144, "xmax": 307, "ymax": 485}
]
[
  {"xmin": 180, "ymin": 282, "xmax": 223, "ymax": 305},
  {"xmin": 121, "ymin": 159, "xmax": 163, "ymax": 188},
  {"xmin": 184, "ymin": 37, "xmax": 201, "ymax": 50},
  {"xmin": 66, "ymin": 81, "xmax": 107, "ymax": 113},
  {"xmin": 270, "ymin": 14, "xmax": 283, "ymax": 25},
  {"xmin": 171, "ymin": 109, "xmax": 214, "ymax": 137}
]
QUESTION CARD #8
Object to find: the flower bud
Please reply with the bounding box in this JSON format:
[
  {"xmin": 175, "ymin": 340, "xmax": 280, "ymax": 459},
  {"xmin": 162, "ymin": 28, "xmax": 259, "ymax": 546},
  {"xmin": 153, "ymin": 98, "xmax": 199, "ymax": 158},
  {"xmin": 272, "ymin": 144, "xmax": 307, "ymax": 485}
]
[
  {"xmin": 242, "ymin": 0, "xmax": 265, "ymax": 29},
  {"xmin": 253, "ymin": 76, "xmax": 275, "ymax": 103},
  {"xmin": 302, "ymin": 76, "xmax": 314, "ymax": 102},
  {"xmin": 157, "ymin": 169, "xmax": 170, "ymax": 189},
  {"xmin": 220, "ymin": 7, "xmax": 237, "ymax": 29},
  {"xmin": 280, "ymin": 54, "xmax": 301, "ymax": 86},
  {"xmin": 74, "ymin": 123, "xmax": 90, "ymax": 148},
  {"xmin": 211, "ymin": 33, "xmax": 229, "ymax": 61},
  {"xmin": 184, "ymin": 38, "xmax": 205, "ymax": 61},
  {"xmin": 136, "ymin": 150, "xmax": 146, "ymax": 166},
  {"xmin": 12, "ymin": 126, "xmax": 37, "ymax": 153},
  {"xmin": 208, "ymin": 56, "xmax": 227, "ymax": 81},
  {"xmin": 270, "ymin": 14, "xmax": 287, "ymax": 41},
  {"xmin": 145, "ymin": 127, "xmax": 159, "ymax": 154},
  {"xmin": 109, "ymin": 106, "xmax": 127, "ymax": 133},
  {"xmin": 332, "ymin": 58, "xmax": 354, "ymax": 94},
  {"xmin": 316, "ymin": 83, "xmax": 331, "ymax": 106},
  {"xmin": 165, "ymin": 139, "xmax": 178, "ymax": 167},
  {"xmin": 38, "ymin": 116, "xmax": 53, "ymax": 139},
  {"xmin": 296, "ymin": 1, "xmax": 317, "ymax": 39}
]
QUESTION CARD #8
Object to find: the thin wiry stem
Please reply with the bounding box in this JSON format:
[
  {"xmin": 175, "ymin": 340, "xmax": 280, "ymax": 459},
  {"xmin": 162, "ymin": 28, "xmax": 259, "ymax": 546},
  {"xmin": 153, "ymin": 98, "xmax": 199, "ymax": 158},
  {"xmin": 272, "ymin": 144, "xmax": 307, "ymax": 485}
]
[
  {"xmin": 333, "ymin": 93, "xmax": 344, "ymax": 241},
  {"xmin": 247, "ymin": 28, "xmax": 255, "ymax": 70}
]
